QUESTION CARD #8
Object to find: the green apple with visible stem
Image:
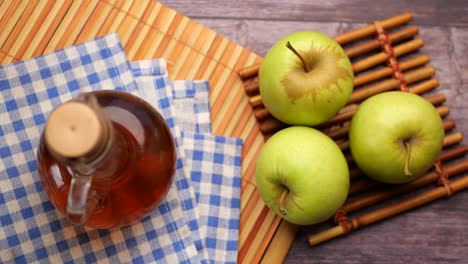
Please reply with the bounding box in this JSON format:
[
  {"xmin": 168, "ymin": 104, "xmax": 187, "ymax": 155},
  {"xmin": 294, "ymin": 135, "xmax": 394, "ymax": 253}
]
[
  {"xmin": 255, "ymin": 126, "xmax": 349, "ymax": 225},
  {"xmin": 259, "ymin": 31, "xmax": 354, "ymax": 126},
  {"xmin": 349, "ymin": 91, "xmax": 445, "ymax": 184}
]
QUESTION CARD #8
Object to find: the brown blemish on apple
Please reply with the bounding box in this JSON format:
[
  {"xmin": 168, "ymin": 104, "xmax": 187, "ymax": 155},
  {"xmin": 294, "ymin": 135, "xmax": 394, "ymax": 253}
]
[{"xmin": 282, "ymin": 41, "xmax": 353, "ymax": 102}]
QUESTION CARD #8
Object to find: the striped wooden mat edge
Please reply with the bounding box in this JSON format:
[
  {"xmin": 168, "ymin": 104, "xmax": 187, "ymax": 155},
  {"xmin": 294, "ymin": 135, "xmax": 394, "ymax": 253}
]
[{"xmin": 0, "ymin": 0, "xmax": 289, "ymax": 263}]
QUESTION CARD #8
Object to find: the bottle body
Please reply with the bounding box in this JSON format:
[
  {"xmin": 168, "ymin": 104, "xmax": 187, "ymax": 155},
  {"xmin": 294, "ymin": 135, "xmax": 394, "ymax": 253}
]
[{"xmin": 37, "ymin": 91, "xmax": 176, "ymax": 229}]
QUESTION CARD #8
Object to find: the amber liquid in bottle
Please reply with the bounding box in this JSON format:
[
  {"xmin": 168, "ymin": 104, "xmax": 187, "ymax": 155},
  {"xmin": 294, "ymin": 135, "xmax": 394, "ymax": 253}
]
[{"xmin": 37, "ymin": 91, "xmax": 176, "ymax": 229}]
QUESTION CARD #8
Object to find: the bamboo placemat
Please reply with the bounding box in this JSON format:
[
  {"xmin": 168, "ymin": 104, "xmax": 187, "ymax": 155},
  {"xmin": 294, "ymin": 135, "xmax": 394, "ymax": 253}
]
[
  {"xmin": 0, "ymin": 1, "xmax": 271, "ymax": 263},
  {"xmin": 1, "ymin": 1, "xmax": 466, "ymax": 263}
]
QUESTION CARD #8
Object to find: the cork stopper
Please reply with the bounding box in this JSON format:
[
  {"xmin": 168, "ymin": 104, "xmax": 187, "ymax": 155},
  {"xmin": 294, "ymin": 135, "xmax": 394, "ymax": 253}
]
[{"xmin": 45, "ymin": 102, "xmax": 104, "ymax": 158}]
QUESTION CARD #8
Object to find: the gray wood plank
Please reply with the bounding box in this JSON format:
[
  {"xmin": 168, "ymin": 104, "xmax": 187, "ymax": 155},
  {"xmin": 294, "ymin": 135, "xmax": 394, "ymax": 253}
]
[{"xmin": 160, "ymin": 0, "xmax": 468, "ymax": 27}]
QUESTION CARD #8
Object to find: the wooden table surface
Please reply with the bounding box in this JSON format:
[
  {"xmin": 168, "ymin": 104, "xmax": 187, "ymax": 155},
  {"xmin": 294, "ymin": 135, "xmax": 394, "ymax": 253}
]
[{"xmin": 160, "ymin": 0, "xmax": 468, "ymax": 263}]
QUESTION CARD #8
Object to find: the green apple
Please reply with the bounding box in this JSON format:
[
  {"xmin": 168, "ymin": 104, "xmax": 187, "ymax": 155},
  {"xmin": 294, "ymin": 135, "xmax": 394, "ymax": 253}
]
[
  {"xmin": 255, "ymin": 126, "xmax": 349, "ymax": 225},
  {"xmin": 349, "ymin": 91, "xmax": 444, "ymax": 184},
  {"xmin": 258, "ymin": 31, "xmax": 354, "ymax": 126}
]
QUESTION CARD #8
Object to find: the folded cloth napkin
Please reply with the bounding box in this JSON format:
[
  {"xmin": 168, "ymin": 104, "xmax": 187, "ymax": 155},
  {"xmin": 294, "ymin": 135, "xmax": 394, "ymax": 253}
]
[
  {"xmin": 131, "ymin": 60, "xmax": 243, "ymax": 264},
  {"xmin": 0, "ymin": 34, "xmax": 201, "ymax": 264},
  {"xmin": 0, "ymin": 33, "xmax": 243, "ymax": 264},
  {"xmin": 130, "ymin": 61, "xmax": 207, "ymax": 263}
]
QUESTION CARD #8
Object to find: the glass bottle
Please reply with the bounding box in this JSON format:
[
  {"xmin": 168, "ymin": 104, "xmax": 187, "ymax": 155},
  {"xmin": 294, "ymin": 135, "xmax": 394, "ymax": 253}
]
[{"xmin": 37, "ymin": 91, "xmax": 176, "ymax": 229}]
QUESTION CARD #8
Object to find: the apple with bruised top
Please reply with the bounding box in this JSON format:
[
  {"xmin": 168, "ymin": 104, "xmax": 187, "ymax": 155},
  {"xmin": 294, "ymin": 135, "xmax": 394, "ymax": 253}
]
[{"xmin": 258, "ymin": 31, "xmax": 354, "ymax": 126}]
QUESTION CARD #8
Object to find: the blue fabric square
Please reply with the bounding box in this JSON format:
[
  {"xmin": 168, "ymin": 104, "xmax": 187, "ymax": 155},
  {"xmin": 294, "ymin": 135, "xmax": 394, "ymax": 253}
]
[
  {"xmin": 125, "ymin": 237, "xmax": 137, "ymax": 248},
  {"xmin": 207, "ymin": 216, "xmax": 219, "ymax": 227},
  {"xmin": 100, "ymin": 48, "xmax": 111, "ymax": 59},
  {"xmin": 215, "ymin": 136, "xmax": 226, "ymax": 144},
  {"xmin": 28, "ymin": 227, "xmax": 41, "ymax": 240},
  {"xmin": 13, "ymin": 120, "xmax": 25, "ymax": 131},
  {"xmin": 156, "ymin": 78, "xmax": 165, "ymax": 88},
  {"xmin": 80, "ymin": 54, "xmax": 92, "ymax": 65},
  {"xmin": 176, "ymin": 157, "xmax": 183, "ymax": 169},
  {"xmin": 5, "ymin": 99, "xmax": 18, "ymax": 111},
  {"xmin": 87, "ymin": 73, "xmax": 99, "ymax": 85},
  {"xmin": 7, "ymin": 234, "xmax": 20, "ymax": 247},
  {"xmin": 26, "ymin": 93, "xmax": 39, "ymax": 104},
  {"xmin": 159, "ymin": 97, "xmax": 170, "ymax": 108},
  {"xmin": 105, "ymin": 245, "xmax": 117, "ymax": 257},
  {"xmin": 0, "ymin": 79, "xmax": 10, "ymax": 90},
  {"xmin": 42, "ymin": 201, "xmax": 54, "ymax": 212},
  {"xmin": 49, "ymin": 220, "xmax": 62, "ymax": 232},
  {"xmin": 47, "ymin": 87, "xmax": 59, "ymax": 98},
  {"xmin": 40, "ymin": 68, "xmax": 52, "ymax": 79},
  {"xmin": 14, "ymin": 256, "xmax": 27, "ymax": 264},
  {"xmin": 213, "ymin": 153, "xmax": 224, "ymax": 164},
  {"xmin": 108, "ymin": 67, "xmax": 118, "ymax": 78},
  {"xmin": 231, "ymin": 198, "xmax": 240, "ymax": 208},
  {"xmin": 229, "ymin": 219, "xmax": 239, "ymax": 229},
  {"xmin": 191, "ymin": 171, "xmax": 201, "ymax": 182},
  {"xmin": 85, "ymin": 253, "xmax": 97, "ymax": 263},
  {"xmin": 35, "ymin": 248, "xmax": 48, "ymax": 260},
  {"xmin": 19, "ymin": 74, "xmax": 31, "ymax": 85},
  {"xmin": 234, "ymin": 156, "xmax": 241, "ymax": 166},
  {"xmin": 232, "ymin": 176, "xmax": 241, "ymax": 187},
  {"xmin": 0, "ymin": 146, "xmax": 11, "ymax": 158},
  {"xmin": 21, "ymin": 207, "xmax": 34, "ymax": 219},
  {"xmin": 165, "ymin": 117, "xmax": 174, "ymax": 128},
  {"xmin": 173, "ymin": 241, "xmax": 183, "ymax": 252},
  {"xmin": 56, "ymin": 240, "xmax": 69, "ymax": 251},
  {"xmin": 132, "ymin": 256, "xmax": 144, "ymax": 264},
  {"xmin": 212, "ymin": 173, "xmax": 223, "ymax": 185},
  {"xmin": 98, "ymin": 229, "xmax": 110, "ymax": 237},
  {"xmin": 226, "ymin": 240, "xmax": 237, "ymax": 251},
  {"xmin": 209, "ymin": 195, "xmax": 221, "ymax": 206},
  {"xmin": 33, "ymin": 113, "xmax": 46, "ymax": 125},
  {"xmin": 34, "ymin": 180, "xmax": 43, "ymax": 192},
  {"xmin": 1, "ymin": 214, "xmax": 13, "ymax": 226},
  {"xmin": 146, "ymin": 230, "xmax": 157, "ymax": 240},
  {"xmin": 0, "ymin": 126, "xmax": 3, "ymax": 136},
  {"xmin": 178, "ymin": 178, "xmax": 189, "ymax": 189},
  {"xmin": 159, "ymin": 202, "xmax": 169, "ymax": 214},
  {"xmin": 6, "ymin": 167, "xmax": 19, "ymax": 178},
  {"xmin": 60, "ymin": 61, "xmax": 72, "ymax": 72},
  {"xmin": 188, "ymin": 219, "xmax": 199, "ymax": 232},
  {"xmin": 183, "ymin": 198, "xmax": 194, "ymax": 210},
  {"xmin": 206, "ymin": 237, "xmax": 216, "ymax": 248},
  {"xmin": 0, "ymin": 192, "xmax": 5, "ymax": 204},
  {"xmin": 28, "ymin": 160, "xmax": 37, "ymax": 171},
  {"xmin": 193, "ymin": 150, "xmax": 203, "ymax": 161},
  {"xmin": 152, "ymin": 248, "xmax": 164, "ymax": 260},
  {"xmin": 67, "ymin": 80, "xmax": 79, "ymax": 92},
  {"xmin": 20, "ymin": 140, "xmax": 33, "ymax": 152},
  {"xmin": 77, "ymin": 233, "xmax": 90, "ymax": 244},
  {"xmin": 166, "ymin": 221, "xmax": 176, "ymax": 233}
]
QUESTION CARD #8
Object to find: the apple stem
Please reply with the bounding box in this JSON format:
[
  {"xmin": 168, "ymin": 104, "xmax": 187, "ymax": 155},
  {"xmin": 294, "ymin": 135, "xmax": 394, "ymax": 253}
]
[
  {"xmin": 285, "ymin": 41, "xmax": 312, "ymax": 73},
  {"xmin": 404, "ymin": 141, "xmax": 413, "ymax": 176},
  {"xmin": 279, "ymin": 189, "xmax": 289, "ymax": 215}
]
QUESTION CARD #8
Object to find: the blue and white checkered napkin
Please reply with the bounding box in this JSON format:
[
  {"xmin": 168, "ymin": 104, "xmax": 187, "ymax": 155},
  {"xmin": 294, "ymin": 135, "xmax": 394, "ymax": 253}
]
[
  {"xmin": 131, "ymin": 60, "xmax": 243, "ymax": 264},
  {"xmin": 0, "ymin": 34, "xmax": 242, "ymax": 264}
]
